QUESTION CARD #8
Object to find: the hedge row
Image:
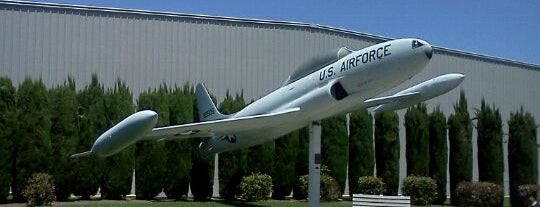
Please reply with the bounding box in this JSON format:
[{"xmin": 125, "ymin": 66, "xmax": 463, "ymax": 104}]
[{"xmin": 0, "ymin": 76, "xmax": 537, "ymax": 205}]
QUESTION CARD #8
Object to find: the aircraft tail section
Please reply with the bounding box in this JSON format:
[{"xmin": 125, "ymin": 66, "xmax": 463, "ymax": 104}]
[{"xmin": 196, "ymin": 83, "xmax": 229, "ymax": 121}]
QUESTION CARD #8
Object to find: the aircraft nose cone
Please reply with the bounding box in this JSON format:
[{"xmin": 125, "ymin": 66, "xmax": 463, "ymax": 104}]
[
  {"xmin": 447, "ymin": 73, "xmax": 465, "ymax": 86},
  {"xmin": 455, "ymin": 73, "xmax": 465, "ymax": 83},
  {"xmin": 141, "ymin": 110, "xmax": 158, "ymax": 119},
  {"xmin": 424, "ymin": 44, "xmax": 433, "ymax": 59},
  {"xmin": 138, "ymin": 110, "xmax": 159, "ymax": 124}
]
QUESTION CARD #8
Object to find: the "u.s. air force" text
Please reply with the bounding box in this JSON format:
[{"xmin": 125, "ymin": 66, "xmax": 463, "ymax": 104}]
[{"xmin": 319, "ymin": 44, "xmax": 391, "ymax": 81}]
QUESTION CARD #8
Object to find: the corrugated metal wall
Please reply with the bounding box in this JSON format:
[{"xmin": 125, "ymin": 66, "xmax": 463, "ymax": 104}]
[
  {"xmin": 1, "ymin": 1, "xmax": 539, "ymax": 195},
  {"xmin": 0, "ymin": 2, "xmax": 376, "ymax": 100}
]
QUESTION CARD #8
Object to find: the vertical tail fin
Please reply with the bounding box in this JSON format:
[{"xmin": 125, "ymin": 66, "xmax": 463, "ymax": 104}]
[{"xmin": 196, "ymin": 83, "xmax": 229, "ymax": 121}]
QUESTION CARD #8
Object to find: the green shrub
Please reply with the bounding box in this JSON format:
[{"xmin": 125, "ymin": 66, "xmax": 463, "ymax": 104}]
[
  {"xmin": 321, "ymin": 175, "xmax": 341, "ymax": 201},
  {"xmin": 357, "ymin": 176, "xmax": 386, "ymax": 195},
  {"xmin": 401, "ymin": 176, "xmax": 437, "ymax": 205},
  {"xmin": 22, "ymin": 173, "xmax": 55, "ymax": 207},
  {"xmin": 298, "ymin": 170, "xmax": 342, "ymax": 201},
  {"xmin": 518, "ymin": 184, "xmax": 540, "ymax": 207},
  {"xmin": 298, "ymin": 175, "xmax": 309, "ymax": 199},
  {"xmin": 239, "ymin": 173, "xmax": 273, "ymax": 201},
  {"xmin": 456, "ymin": 181, "xmax": 503, "ymax": 207}
]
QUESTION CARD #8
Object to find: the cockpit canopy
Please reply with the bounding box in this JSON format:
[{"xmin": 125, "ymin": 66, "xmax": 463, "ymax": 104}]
[{"xmin": 283, "ymin": 47, "xmax": 353, "ymax": 86}]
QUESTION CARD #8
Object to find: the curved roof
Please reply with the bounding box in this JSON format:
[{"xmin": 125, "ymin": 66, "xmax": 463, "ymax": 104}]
[{"xmin": 283, "ymin": 47, "xmax": 353, "ymax": 85}]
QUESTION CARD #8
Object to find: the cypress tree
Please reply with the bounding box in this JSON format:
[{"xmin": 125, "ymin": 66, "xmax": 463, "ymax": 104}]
[
  {"xmin": 405, "ymin": 103, "xmax": 430, "ymax": 176},
  {"xmin": 475, "ymin": 99, "xmax": 503, "ymax": 186},
  {"xmin": 247, "ymin": 142, "xmax": 275, "ymax": 175},
  {"xmin": 508, "ymin": 107, "xmax": 537, "ymax": 207},
  {"xmin": 190, "ymin": 89, "xmax": 214, "ymax": 201},
  {"xmin": 448, "ymin": 91, "xmax": 472, "ymax": 206},
  {"xmin": 190, "ymin": 147, "xmax": 214, "ymax": 200},
  {"xmin": 272, "ymin": 131, "xmax": 299, "ymax": 199},
  {"xmin": 164, "ymin": 84, "xmax": 193, "ymax": 199},
  {"xmin": 135, "ymin": 85, "xmax": 168, "ymax": 199},
  {"xmin": 429, "ymin": 107, "xmax": 447, "ymax": 205},
  {"xmin": 12, "ymin": 78, "xmax": 52, "ymax": 201},
  {"xmin": 73, "ymin": 75, "xmax": 106, "ymax": 199},
  {"xmin": 348, "ymin": 109, "xmax": 374, "ymax": 194},
  {"xmin": 0, "ymin": 77, "xmax": 15, "ymax": 203},
  {"xmin": 218, "ymin": 91, "xmax": 247, "ymax": 200},
  {"xmin": 375, "ymin": 111, "xmax": 400, "ymax": 195},
  {"xmin": 48, "ymin": 77, "xmax": 79, "ymax": 201},
  {"xmin": 322, "ymin": 115, "xmax": 348, "ymax": 195},
  {"xmin": 292, "ymin": 127, "xmax": 309, "ymax": 199},
  {"xmin": 100, "ymin": 79, "xmax": 135, "ymax": 199}
]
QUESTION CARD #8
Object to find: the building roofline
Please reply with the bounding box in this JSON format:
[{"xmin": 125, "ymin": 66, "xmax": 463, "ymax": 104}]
[{"xmin": 2, "ymin": 0, "xmax": 539, "ymax": 70}]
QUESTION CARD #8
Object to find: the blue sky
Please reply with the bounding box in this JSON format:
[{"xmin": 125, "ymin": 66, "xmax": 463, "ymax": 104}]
[{"xmin": 31, "ymin": 0, "xmax": 540, "ymax": 65}]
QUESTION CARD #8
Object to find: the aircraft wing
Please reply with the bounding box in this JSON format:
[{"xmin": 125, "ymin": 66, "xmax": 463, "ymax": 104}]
[
  {"xmin": 363, "ymin": 92, "xmax": 420, "ymax": 109},
  {"xmin": 143, "ymin": 107, "xmax": 301, "ymax": 141}
]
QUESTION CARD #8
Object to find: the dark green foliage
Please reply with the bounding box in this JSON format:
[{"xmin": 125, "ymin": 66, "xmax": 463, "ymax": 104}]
[
  {"xmin": 321, "ymin": 115, "xmax": 348, "ymax": 195},
  {"xmin": 218, "ymin": 91, "xmax": 248, "ymax": 200},
  {"xmin": 190, "ymin": 88, "xmax": 214, "ymax": 201},
  {"xmin": 428, "ymin": 107, "xmax": 447, "ymax": 205},
  {"xmin": 48, "ymin": 78, "xmax": 79, "ymax": 201},
  {"xmin": 508, "ymin": 108, "xmax": 538, "ymax": 207},
  {"xmin": 135, "ymin": 85, "xmax": 168, "ymax": 200},
  {"xmin": 247, "ymin": 142, "xmax": 275, "ymax": 175},
  {"xmin": 405, "ymin": 103, "xmax": 429, "ymax": 176},
  {"xmin": 293, "ymin": 127, "xmax": 309, "ymax": 200},
  {"xmin": 239, "ymin": 173, "xmax": 273, "ymax": 201},
  {"xmin": 374, "ymin": 111, "xmax": 400, "ymax": 195},
  {"xmin": 100, "ymin": 79, "xmax": 135, "ymax": 199},
  {"xmin": 272, "ymin": 131, "xmax": 299, "ymax": 199},
  {"xmin": 456, "ymin": 181, "xmax": 503, "ymax": 207},
  {"xmin": 73, "ymin": 75, "xmax": 106, "ymax": 199},
  {"xmin": 12, "ymin": 78, "xmax": 52, "ymax": 202},
  {"xmin": 190, "ymin": 146, "xmax": 214, "ymax": 200},
  {"xmin": 475, "ymin": 99, "xmax": 503, "ymax": 187},
  {"xmin": 0, "ymin": 77, "xmax": 15, "ymax": 203},
  {"xmin": 164, "ymin": 84, "xmax": 194, "ymax": 199},
  {"xmin": 348, "ymin": 109, "xmax": 374, "ymax": 194},
  {"xmin": 401, "ymin": 176, "xmax": 437, "ymax": 205},
  {"xmin": 357, "ymin": 176, "xmax": 386, "ymax": 195},
  {"xmin": 22, "ymin": 173, "xmax": 55, "ymax": 207},
  {"xmin": 218, "ymin": 146, "xmax": 248, "ymax": 200},
  {"xmin": 448, "ymin": 91, "xmax": 472, "ymax": 205}
]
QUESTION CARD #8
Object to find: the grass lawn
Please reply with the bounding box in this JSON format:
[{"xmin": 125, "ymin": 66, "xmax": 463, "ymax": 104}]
[
  {"xmin": 0, "ymin": 197, "xmax": 513, "ymax": 207},
  {"xmin": 42, "ymin": 200, "xmax": 351, "ymax": 207}
]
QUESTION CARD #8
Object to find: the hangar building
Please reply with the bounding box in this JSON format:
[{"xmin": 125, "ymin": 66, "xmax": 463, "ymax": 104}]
[{"xmin": 1, "ymin": 0, "xmax": 539, "ymax": 195}]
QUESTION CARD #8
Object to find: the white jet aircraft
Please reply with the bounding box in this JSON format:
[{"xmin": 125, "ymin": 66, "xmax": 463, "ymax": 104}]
[{"xmin": 72, "ymin": 38, "xmax": 464, "ymax": 158}]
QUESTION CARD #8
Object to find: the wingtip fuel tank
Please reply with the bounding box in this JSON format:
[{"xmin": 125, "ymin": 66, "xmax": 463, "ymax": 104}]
[
  {"xmin": 71, "ymin": 110, "xmax": 158, "ymax": 158},
  {"xmin": 373, "ymin": 73, "xmax": 465, "ymax": 112}
]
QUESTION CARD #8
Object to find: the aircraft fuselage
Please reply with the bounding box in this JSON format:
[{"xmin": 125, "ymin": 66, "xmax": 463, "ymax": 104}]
[{"xmin": 201, "ymin": 38, "xmax": 433, "ymax": 153}]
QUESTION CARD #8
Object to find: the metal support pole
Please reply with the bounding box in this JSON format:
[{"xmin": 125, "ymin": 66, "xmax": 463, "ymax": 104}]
[{"xmin": 309, "ymin": 121, "xmax": 322, "ymax": 207}]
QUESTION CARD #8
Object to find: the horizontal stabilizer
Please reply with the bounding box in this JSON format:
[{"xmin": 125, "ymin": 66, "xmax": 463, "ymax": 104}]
[
  {"xmin": 71, "ymin": 151, "xmax": 93, "ymax": 158},
  {"xmin": 144, "ymin": 107, "xmax": 301, "ymax": 141},
  {"xmin": 363, "ymin": 92, "xmax": 420, "ymax": 108}
]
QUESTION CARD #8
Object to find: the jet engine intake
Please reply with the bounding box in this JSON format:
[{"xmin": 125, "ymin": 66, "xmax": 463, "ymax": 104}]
[{"xmin": 330, "ymin": 81, "xmax": 348, "ymax": 101}]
